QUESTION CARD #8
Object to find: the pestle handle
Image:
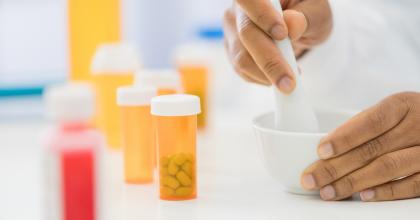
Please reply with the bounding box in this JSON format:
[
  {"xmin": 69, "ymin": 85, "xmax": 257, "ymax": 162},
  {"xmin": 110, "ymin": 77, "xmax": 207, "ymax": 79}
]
[{"xmin": 271, "ymin": 0, "xmax": 319, "ymax": 132}]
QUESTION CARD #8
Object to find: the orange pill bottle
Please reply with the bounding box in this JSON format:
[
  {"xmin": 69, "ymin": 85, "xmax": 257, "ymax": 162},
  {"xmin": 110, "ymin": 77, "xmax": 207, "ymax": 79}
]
[
  {"xmin": 90, "ymin": 43, "xmax": 140, "ymax": 148},
  {"xmin": 151, "ymin": 95, "xmax": 201, "ymax": 200},
  {"xmin": 117, "ymin": 86, "xmax": 156, "ymax": 183},
  {"xmin": 174, "ymin": 45, "xmax": 209, "ymax": 129}
]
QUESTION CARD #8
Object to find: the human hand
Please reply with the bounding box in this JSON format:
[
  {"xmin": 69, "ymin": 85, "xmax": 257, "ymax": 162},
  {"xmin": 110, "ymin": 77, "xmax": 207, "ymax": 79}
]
[
  {"xmin": 301, "ymin": 92, "xmax": 420, "ymax": 201},
  {"xmin": 223, "ymin": 0, "xmax": 332, "ymax": 93}
]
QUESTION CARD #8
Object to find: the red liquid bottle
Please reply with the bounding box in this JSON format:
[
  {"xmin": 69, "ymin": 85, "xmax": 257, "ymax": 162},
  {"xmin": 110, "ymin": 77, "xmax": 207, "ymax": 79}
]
[{"xmin": 43, "ymin": 83, "xmax": 103, "ymax": 220}]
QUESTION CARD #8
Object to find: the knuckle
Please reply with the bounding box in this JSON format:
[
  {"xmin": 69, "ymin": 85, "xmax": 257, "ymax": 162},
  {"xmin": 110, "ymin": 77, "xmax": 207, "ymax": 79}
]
[
  {"xmin": 357, "ymin": 138, "xmax": 384, "ymax": 162},
  {"xmin": 237, "ymin": 17, "xmax": 254, "ymax": 36},
  {"xmin": 377, "ymin": 154, "xmax": 401, "ymax": 176},
  {"xmin": 412, "ymin": 178, "xmax": 420, "ymax": 195},
  {"xmin": 263, "ymin": 57, "xmax": 284, "ymax": 78},
  {"xmin": 320, "ymin": 162, "xmax": 338, "ymax": 182},
  {"xmin": 385, "ymin": 183, "xmax": 397, "ymax": 199},
  {"xmin": 340, "ymin": 175, "xmax": 356, "ymax": 193},
  {"xmin": 233, "ymin": 51, "xmax": 252, "ymax": 72},
  {"xmin": 367, "ymin": 108, "xmax": 388, "ymax": 133},
  {"xmin": 255, "ymin": 13, "xmax": 270, "ymax": 26}
]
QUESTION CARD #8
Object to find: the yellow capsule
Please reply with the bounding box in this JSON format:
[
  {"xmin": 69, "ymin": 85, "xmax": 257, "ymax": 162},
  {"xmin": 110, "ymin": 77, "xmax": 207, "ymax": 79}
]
[
  {"xmin": 161, "ymin": 186, "xmax": 175, "ymax": 196},
  {"xmin": 173, "ymin": 153, "xmax": 187, "ymax": 165},
  {"xmin": 160, "ymin": 167, "xmax": 169, "ymax": 176},
  {"xmin": 162, "ymin": 176, "xmax": 180, "ymax": 189},
  {"xmin": 168, "ymin": 159, "xmax": 179, "ymax": 175},
  {"xmin": 175, "ymin": 187, "xmax": 193, "ymax": 197},
  {"xmin": 186, "ymin": 154, "xmax": 194, "ymax": 163},
  {"xmin": 160, "ymin": 156, "xmax": 170, "ymax": 167},
  {"xmin": 181, "ymin": 162, "xmax": 193, "ymax": 177},
  {"xmin": 176, "ymin": 171, "xmax": 192, "ymax": 186}
]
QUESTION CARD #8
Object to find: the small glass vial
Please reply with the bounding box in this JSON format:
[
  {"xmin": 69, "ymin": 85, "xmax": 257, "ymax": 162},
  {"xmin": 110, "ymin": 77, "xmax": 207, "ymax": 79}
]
[
  {"xmin": 151, "ymin": 94, "xmax": 201, "ymax": 201},
  {"xmin": 90, "ymin": 43, "xmax": 140, "ymax": 149},
  {"xmin": 134, "ymin": 69, "xmax": 182, "ymax": 96},
  {"xmin": 117, "ymin": 86, "xmax": 156, "ymax": 183},
  {"xmin": 43, "ymin": 83, "xmax": 103, "ymax": 220},
  {"xmin": 174, "ymin": 44, "xmax": 209, "ymax": 129}
]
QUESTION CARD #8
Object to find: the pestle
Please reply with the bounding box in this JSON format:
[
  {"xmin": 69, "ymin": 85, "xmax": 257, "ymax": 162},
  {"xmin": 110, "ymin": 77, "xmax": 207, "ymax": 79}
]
[{"xmin": 271, "ymin": 0, "xmax": 319, "ymax": 132}]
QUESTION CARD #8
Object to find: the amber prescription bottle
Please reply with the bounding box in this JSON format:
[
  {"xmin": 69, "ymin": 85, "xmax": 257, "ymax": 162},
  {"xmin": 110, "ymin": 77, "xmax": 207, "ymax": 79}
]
[
  {"xmin": 151, "ymin": 94, "xmax": 201, "ymax": 200},
  {"xmin": 90, "ymin": 43, "xmax": 140, "ymax": 148},
  {"xmin": 117, "ymin": 86, "xmax": 156, "ymax": 183}
]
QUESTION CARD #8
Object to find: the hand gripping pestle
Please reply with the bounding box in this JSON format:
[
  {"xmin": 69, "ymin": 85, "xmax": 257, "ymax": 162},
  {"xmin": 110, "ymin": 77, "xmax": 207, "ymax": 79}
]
[{"xmin": 271, "ymin": 0, "xmax": 319, "ymax": 132}]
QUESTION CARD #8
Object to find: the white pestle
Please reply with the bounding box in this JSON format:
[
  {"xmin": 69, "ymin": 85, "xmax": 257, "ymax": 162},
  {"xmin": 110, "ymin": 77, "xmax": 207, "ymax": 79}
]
[{"xmin": 271, "ymin": 0, "xmax": 319, "ymax": 132}]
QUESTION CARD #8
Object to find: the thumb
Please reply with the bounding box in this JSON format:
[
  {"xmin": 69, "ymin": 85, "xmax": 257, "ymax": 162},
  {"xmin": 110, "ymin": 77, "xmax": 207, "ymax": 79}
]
[
  {"xmin": 283, "ymin": 9, "xmax": 307, "ymax": 41},
  {"xmin": 284, "ymin": 0, "xmax": 332, "ymax": 45}
]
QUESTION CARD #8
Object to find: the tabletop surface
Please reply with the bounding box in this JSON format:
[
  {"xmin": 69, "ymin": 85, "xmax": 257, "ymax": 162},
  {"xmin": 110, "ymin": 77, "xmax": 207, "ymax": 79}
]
[{"xmin": 1, "ymin": 117, "xmax": 419, "ymax": 220}]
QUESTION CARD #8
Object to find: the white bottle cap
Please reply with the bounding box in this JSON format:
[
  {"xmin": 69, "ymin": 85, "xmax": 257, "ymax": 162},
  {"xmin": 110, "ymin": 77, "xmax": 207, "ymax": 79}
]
[
  {"xmin": 44, "ymin": 83, "xmax": 95, "ymax": 122},
  {"xmin": 135, "ymin": 69, "xmax": 181, "ymax": 91},
  {"xmin": 117, "ymin": 86, "xmax": 156, "ymax": 106},
  {"xmin": 91, "ymin": 42, "xmax": 141, "ymax": 74},
  {"xmin": 173, "ymin": 43, "xmax": 209, "ymax": 67},
  {"xmin": 151, "ymin": 94, "xmax": 201, "ymax": 116}
]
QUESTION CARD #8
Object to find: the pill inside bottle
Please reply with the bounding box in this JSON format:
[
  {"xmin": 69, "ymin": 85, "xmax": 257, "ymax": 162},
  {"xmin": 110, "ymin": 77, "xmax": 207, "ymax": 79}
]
[{"xmin": 151, "ymin": 94, "xmax": 201, "ymax": 201}]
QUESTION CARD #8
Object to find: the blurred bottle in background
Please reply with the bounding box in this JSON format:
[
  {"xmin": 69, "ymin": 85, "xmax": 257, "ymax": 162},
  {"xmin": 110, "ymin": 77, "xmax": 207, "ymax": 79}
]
[
  {"xmin": 135, "ymin": 69, "xmax": 182, "ymax": 96},
  {"xmin": 90, "ymin": 43, "xmax": 140, "ymax": 149},
  {"xmin": 68, "ymin": 0, "xmax": 121, "ymax": 81},
  {"xmin": 43, "ymin": 83, "xmax": 103, "ymax": 220}
]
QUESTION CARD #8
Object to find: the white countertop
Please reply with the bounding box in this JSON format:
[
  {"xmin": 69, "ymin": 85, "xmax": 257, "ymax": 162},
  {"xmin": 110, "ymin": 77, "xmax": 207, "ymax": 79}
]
[{"xmin": 1, "ymin": 117, "xmax": 419, "ymax": 220}]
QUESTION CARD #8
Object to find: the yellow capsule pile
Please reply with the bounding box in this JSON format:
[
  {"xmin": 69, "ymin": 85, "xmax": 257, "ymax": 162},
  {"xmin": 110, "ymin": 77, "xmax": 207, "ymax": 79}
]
[{"xmin": 160, "ymin": 153, "xmax": 194, "ymax": 198}]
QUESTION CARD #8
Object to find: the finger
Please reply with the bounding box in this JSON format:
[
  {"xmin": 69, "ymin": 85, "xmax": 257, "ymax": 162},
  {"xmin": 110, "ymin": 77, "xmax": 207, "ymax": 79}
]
[
  {"xmin": 317, "ymin": 94, "xmax": 410, "ymax": 160},
  {"xmin": 360, "ymin": 173, "xmax": 420, "ymax": 202},
  {"xmin": 235, "ymin": 0, "xmax": 288, "ymax": 40},
  {"xmin": 231, "ymin": 51, "xmax": 271, "ymax": 85},
  {"xmin": 283, "ymin": 10, "xmax": 307, "ymax": 41},
  {"xmin": 235, "ymin": 7, "xmax": 296, "ymax": 93},
  {"xmin": 223, "ymin": 8, "xmax": 271, "ymax": 85},
  {"xmin": 302, "ymin": 122, "xmax": 411, "ymax": 190},
  {"xmin": 319, "ymin": 146, "xmax": 420, "ymax": 201},
  {"xmin": 288, "ymin": 0, "xmax": 332, "ymax": 46}
]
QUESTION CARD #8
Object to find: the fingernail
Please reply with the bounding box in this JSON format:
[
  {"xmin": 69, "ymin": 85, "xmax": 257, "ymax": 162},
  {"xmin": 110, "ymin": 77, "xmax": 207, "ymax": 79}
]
[
  {"xmin": 318, "ymin": 142, "xmax": 334, "ymax": 159},
  {"xmin": 301, "ymin": 174, "xmax": 316, "ymax": 189},
  {"xmin": 320, "ymin": 185, "xmax": 336, "ymax": 200},
  {"xmin": 360, "ymin": 189, "xmax": 375, "ymax": 202},
  {"xmin": 270, "ymin": 25, "xmax": 286, "ymax": 40},
  {"xmin": 277, "ymin": 76, "xmax": 294, "ymax": 93}
]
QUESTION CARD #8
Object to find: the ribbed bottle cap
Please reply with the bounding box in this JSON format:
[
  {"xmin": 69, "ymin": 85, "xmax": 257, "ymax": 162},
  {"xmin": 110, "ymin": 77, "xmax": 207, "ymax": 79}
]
[
  {"xmin": 135, "ymin": 69, "xmax": 181, "ymax": 90},
  {"xmin": 151, "ymin": 94, "xmax": 201, "ymax": 116},
  {"xmin": 44, "ymin": 83, "xmax": 95, "ymax": 122},
  {"xmin": 91, "ymin": 43, "xmax": 141, "ymax": 74},
  {"xmin": 117, "ymin": 86, "xmax": 156, "ymax": 106}
]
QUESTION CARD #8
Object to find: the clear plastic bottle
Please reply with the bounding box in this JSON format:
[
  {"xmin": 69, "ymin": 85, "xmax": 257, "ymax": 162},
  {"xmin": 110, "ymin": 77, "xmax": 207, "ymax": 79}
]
[
  {"xmin": 117, "ymin": 86, "xmax": 156, "ymax": 183},
  {"xmin": 90, "ymin": 43, "xmax": 140, "ymax": 148},
  {"xmin": 151, "ymin": 94, "xmax": 201, "ymax": 200},
  {"xmin": 42, "ymin": 83, "xmax": 103, "ymax": 220}
]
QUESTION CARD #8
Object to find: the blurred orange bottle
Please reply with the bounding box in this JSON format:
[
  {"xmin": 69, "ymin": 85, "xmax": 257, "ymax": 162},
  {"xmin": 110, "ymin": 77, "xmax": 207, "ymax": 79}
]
[
  {"xmin": 90, "ymin": 43, "xmax": 140, "ymax": 149},
  {"xmin": 68, "ymin": 0, "xmax": 121, "ymax": 81},
  {"xmin": 174, "ymin": 45, "xmax": 209, "ymax": 129},
  {"xmin": 151, "ymin": 94, "xmax": 201, "ymax": 201},
  {"xmin": 117, "ymin": 86, "xmax": 156, "ymax": 183},
  {"xmin": 135, "ymin": 69, "xmax": 182, "ymax": 96}
]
